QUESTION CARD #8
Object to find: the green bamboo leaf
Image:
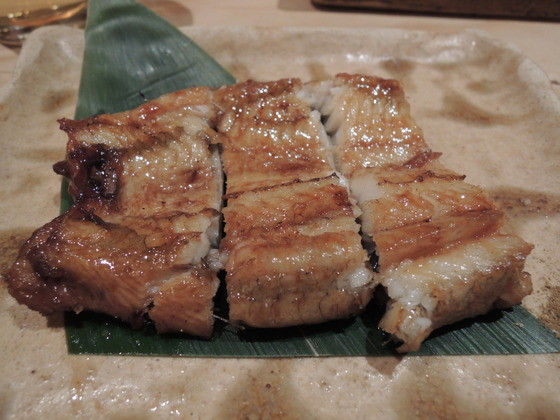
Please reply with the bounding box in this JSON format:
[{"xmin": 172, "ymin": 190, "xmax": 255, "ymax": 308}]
[
  {"xmin": 74, "ymin": 0, "xmax": 235, "ymax": 120},
  {"xmin": 65, "ymin": 305, "xmax": 560, "ymax": 356},
  {"xmin": 64, "ymin": 0, "xmax": 560, "ymax": 357}
]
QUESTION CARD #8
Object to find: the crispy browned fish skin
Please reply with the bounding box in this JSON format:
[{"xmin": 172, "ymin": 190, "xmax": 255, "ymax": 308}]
[
  {"xmin": 308, "ymin": 73, "xmax": 533, "ymax": 352},
  {"xmin": 8, "ymin": 207, "xmax": 217, "ymax": 333},
  {"xmin": 357, "ymin": 159, "xmax": 504, "ymax": 269},
  {"xmin": 57, "ymin": 87, "xmax": 222, "ymax": 218},
  {"xmin": 216, "ymin": 79, "xmax": 375, "ymax": 328},
  {"xmin": 222, "ymin": 177, "xmax": 373, "ymax": 327},
  {"xmin": 215, "ymin": 78, "xmax": 335, "ymax": 195},
  {"xmin": 6, "ymin": 87, "xmax": 221, "ymax": 337}
]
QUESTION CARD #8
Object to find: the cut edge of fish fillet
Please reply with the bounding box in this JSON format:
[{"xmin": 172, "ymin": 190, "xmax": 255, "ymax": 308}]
[
  {"xmin": 378, "ymin": 234, "xmax": 533, "ymax": 352},
  {"xmin": 149, "ymin": 266, "xmax": 220, "ymax": 337}
]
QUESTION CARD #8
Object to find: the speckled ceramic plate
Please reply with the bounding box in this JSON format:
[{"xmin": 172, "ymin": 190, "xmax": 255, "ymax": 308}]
[{"xmin": 1, "ymin": 25, "xmax": 559, "ymax": 418}]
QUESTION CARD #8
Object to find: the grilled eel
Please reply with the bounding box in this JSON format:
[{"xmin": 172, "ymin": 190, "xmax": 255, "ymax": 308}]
[
  {"xmin": 7, "ymin": 87, "xmax": 222, "ymax": 337},
  {"xmin": 215, "ymin": 79, "xmax": 375, "ymax": 327},
  {"xmin": 6, "ymin": 75, "xmax": 532, "ymax": 351},
  {"xmin": 303, "ymin": 73, "xmax": 532, "ymax": 352}
]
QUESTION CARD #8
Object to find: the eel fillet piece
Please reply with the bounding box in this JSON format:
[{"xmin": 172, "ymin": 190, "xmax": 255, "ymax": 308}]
[
  {"xmin": 215, "ymin": 79, "xmax": 375, "ymax": 327},
  {"xmin": 6, "ymin": 87, "xmax": 222, "ymax": 337},
  {"xmin": 304, "ymin": 73, "xmax": 533, "ymax": 352}
]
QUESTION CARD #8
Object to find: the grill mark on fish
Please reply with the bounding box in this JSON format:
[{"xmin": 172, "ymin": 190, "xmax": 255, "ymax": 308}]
[{"xmin": 222, "ymin": 173, "xmax": 339, "ymax": 200}]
